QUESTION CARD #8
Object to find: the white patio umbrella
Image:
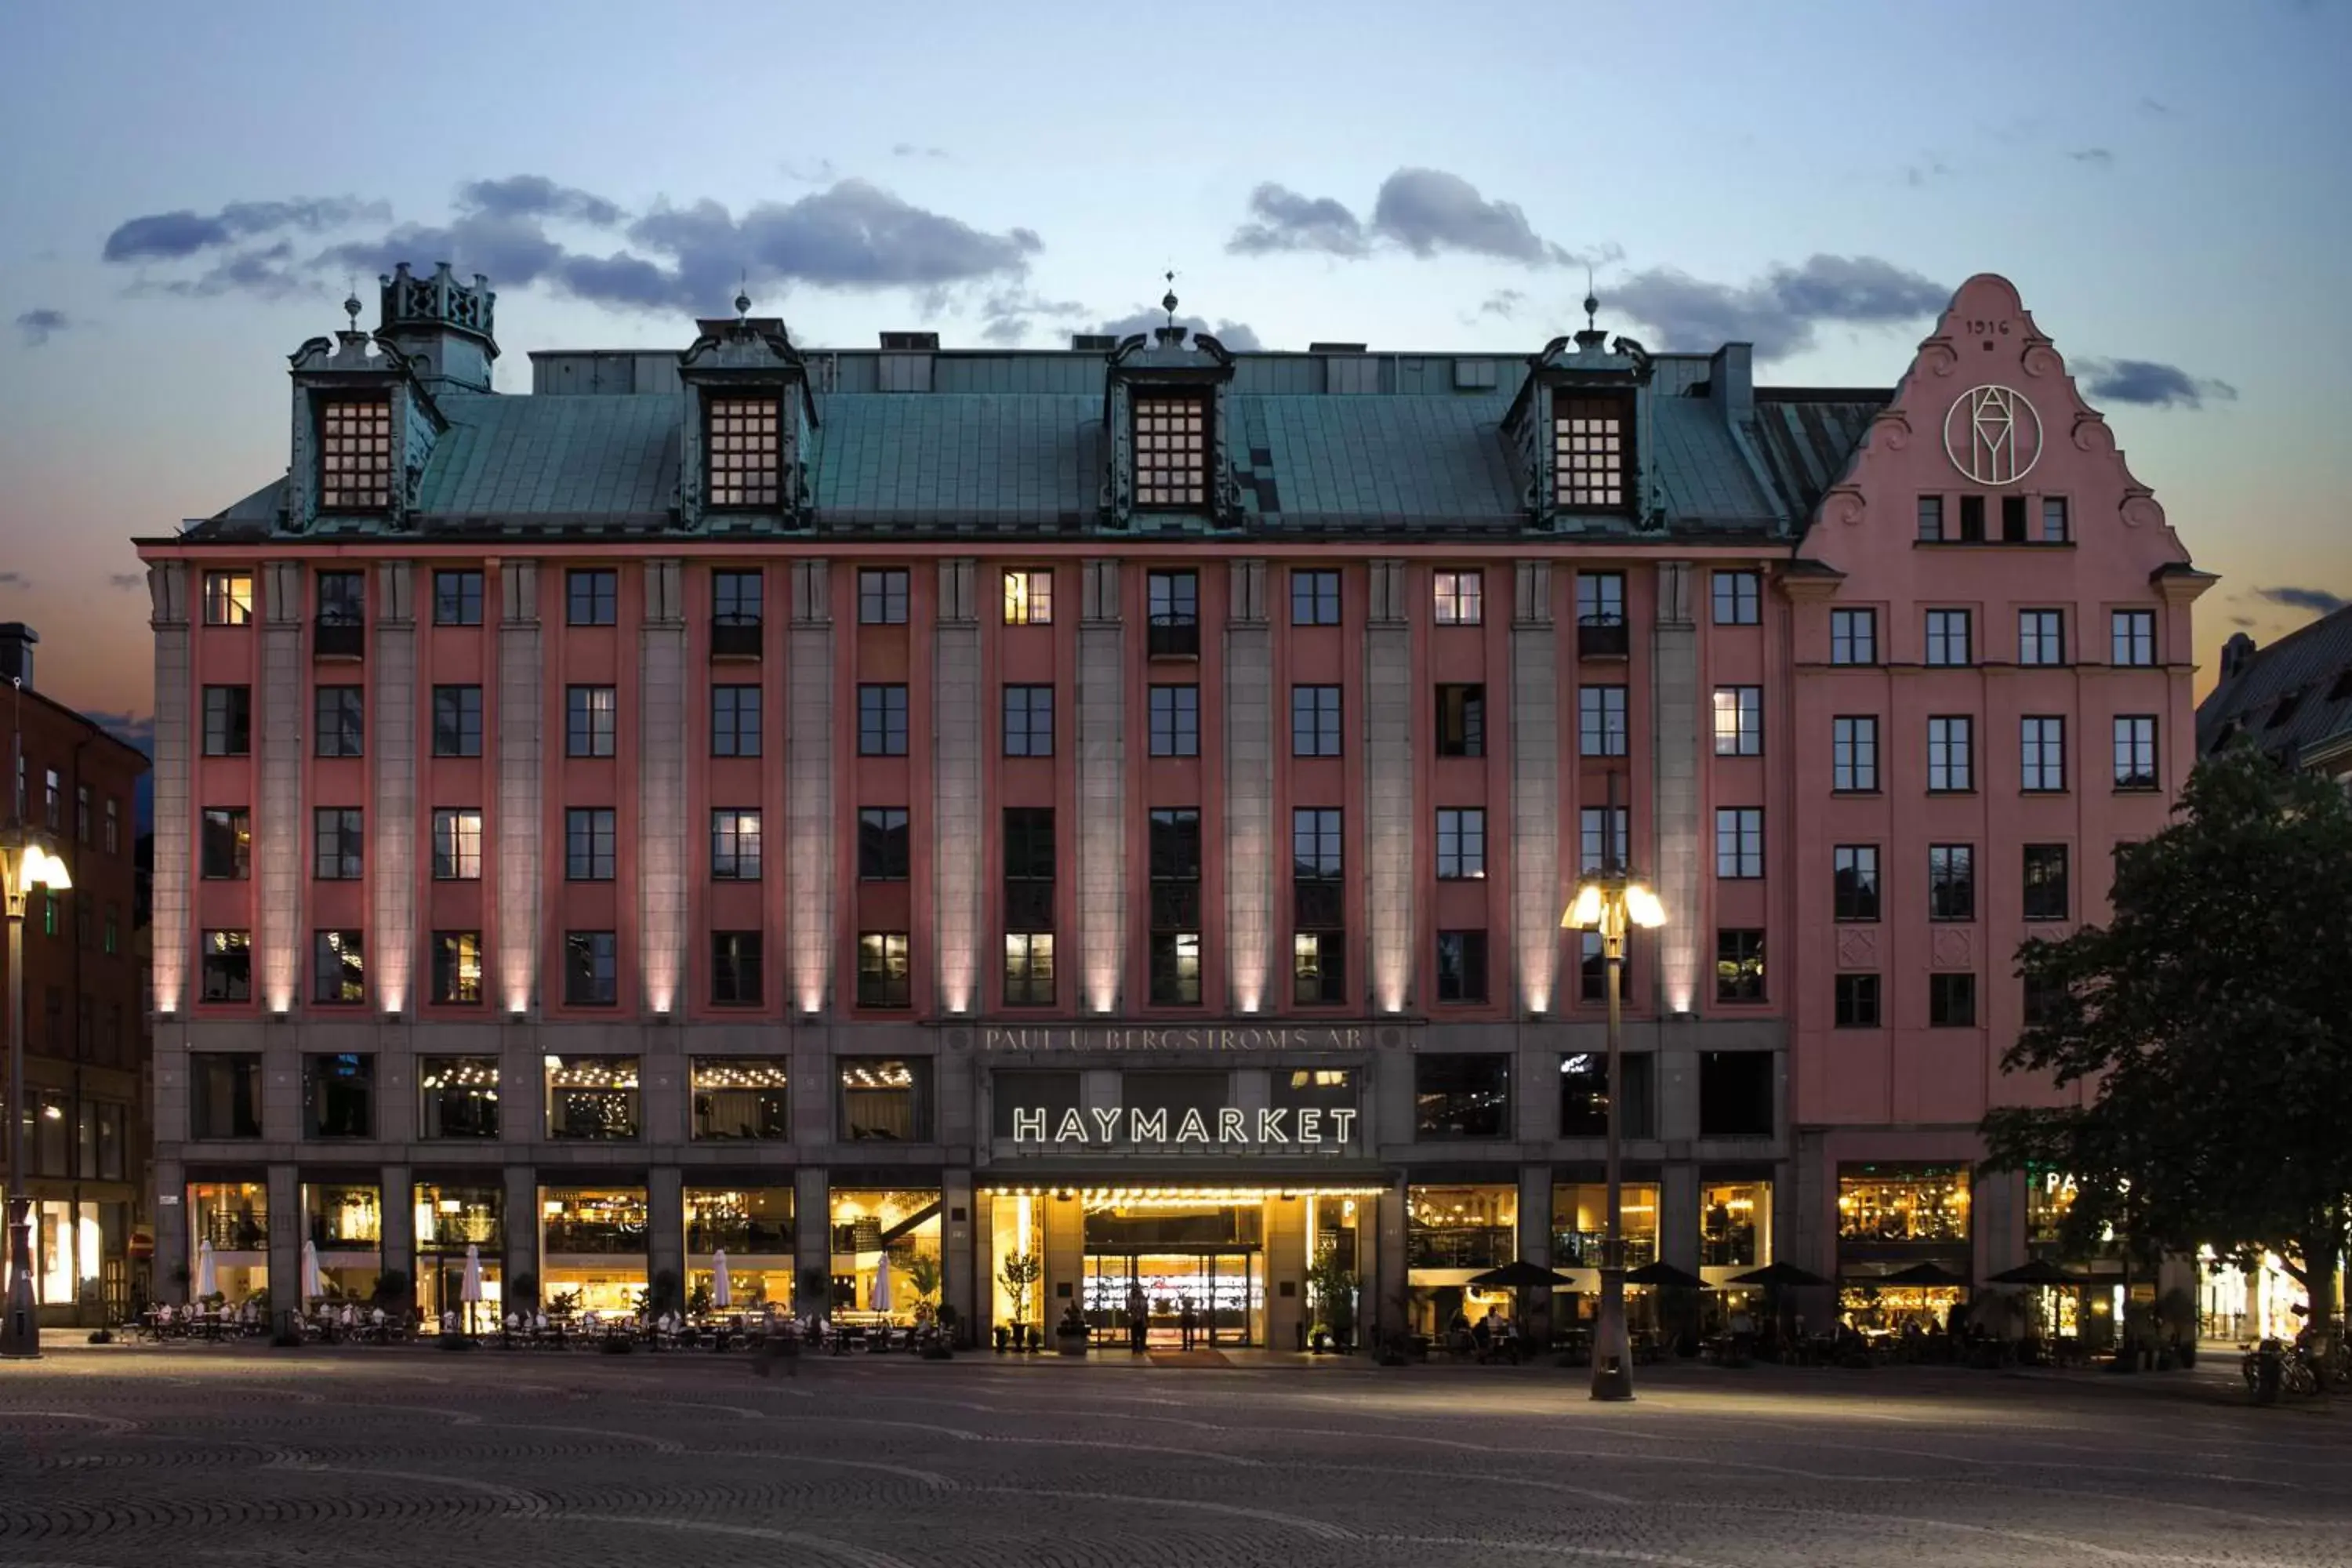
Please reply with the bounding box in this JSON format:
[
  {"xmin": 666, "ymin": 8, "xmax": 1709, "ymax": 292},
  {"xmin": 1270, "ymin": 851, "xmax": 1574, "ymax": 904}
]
[
  {"xmin": 869, "ymin": 1250, "xmax": 892, "ymax": 1316},
  {"xmin": 300, "ymin": 1240, "xmax": 324, "ymax": 1302},
  {"xmin": 194, "ymin": 1239, "xmax": 216, "ymax": 1301},
  {"xmin": 461, "ymin": 1244, "xmax": 484, "ymax": 1335},
  {"xmin": 711, "ymin": 1249, "xmax": 733, "ymax": 1311}
]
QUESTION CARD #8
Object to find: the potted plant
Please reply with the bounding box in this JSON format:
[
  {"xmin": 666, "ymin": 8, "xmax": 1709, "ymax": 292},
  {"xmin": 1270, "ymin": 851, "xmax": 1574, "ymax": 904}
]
[
  {"xmin": 998, "ymin": 1247, "xmax": 1042, "ymax": 1353},
  {"xmin": 1307, "ymin": 1243, "xmax": 1359, "ymax": 1356}
]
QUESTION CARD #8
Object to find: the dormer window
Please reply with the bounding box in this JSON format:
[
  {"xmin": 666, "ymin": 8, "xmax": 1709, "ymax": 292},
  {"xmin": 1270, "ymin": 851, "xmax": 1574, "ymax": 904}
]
[
  {"xmin": 1555, "ymin": 397, "xmax": 1630, "ymax": 510},
  {"xmin": 1133, "ymin": 393, "xmax": 1208, "ymax": 510},
  {"xmin": 706, "ymin": 395, "xmax": 781, "ymax": 509},
  {"xmin": 318, "ymin": 398, "xmax": 393, "ymax": 512}
]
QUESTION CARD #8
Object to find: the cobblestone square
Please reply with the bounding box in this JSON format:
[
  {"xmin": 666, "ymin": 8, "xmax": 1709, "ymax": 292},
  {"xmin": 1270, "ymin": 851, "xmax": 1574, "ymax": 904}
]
[{"xmin": 2, "ymin": 1348, "xmax": 2345, "ymax": 1566}]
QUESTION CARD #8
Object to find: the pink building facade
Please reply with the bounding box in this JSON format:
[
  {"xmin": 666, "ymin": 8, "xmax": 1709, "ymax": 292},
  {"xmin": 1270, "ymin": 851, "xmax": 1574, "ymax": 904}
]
[{"xmin": 136, "ymin": 268, "xmax": 2205, "ymax": 1344}]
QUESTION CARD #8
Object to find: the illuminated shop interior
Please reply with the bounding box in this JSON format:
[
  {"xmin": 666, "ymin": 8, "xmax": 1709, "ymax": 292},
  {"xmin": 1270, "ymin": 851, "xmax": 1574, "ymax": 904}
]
[
  {"xmin": 829, "ymin": 1187, "xmax": 942, "ymax": 1321},
  {"xmin": 300, "ymin": 1181, "xmax": 382, "ymax": 1301},
  {"xmin": 187, "ymin": 1181, "xmax": 268, "ymax": 1301},
  {"xmin": 687, "ymin": 1186, "xmax": 793, "ymax": 1310},
  {"xmin": 539, "ymin": 1185, "xmax": 648, "ymax": 1314},
  {"xmin": 413, "ymin": 1182, "xmax": 502, "ymax": 1327},
  {"xmin": 1406, "ymin": 1184, "xmax": 1516, "ymax": 1335}
]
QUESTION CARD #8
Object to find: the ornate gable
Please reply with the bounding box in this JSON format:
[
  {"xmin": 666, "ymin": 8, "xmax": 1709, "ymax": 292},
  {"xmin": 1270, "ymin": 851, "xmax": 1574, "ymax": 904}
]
[
  {"xmin": 284, "ymin": 291, "xmax": 446, "ymax": 534},
  {"xmin": 1100, "ymin": 280, "xmax": 1240, "ymax": 530},
  {"xmin": 1499, "ymin": 299, "xmax": 1663, "ymax": 533},
  {"xmin": 676, "ymin": 298, "xmax": 818, "ymax": 532}
]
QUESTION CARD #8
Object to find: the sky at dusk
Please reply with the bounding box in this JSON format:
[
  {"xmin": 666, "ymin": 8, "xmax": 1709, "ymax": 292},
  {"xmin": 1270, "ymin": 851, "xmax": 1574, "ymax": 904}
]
[{"xmin": 2, "ymin": 0, "xmax": 2347, "ymax": 737}]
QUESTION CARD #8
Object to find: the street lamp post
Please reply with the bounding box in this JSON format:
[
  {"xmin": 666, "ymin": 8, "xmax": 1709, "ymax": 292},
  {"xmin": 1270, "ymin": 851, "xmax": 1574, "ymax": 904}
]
[
  {"xmin": 2, "ymin": 837, "xmax": 74, "ymax": 1361},
  {"xmin": 1563, "ymin": 858, "xmax": 1666, "ymax": 1403}
]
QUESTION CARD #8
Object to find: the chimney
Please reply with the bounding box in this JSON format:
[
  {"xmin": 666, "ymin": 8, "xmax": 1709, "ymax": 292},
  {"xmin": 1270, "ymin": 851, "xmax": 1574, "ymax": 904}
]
[
  {"xmin": 2220, "ymin": 631, "xmax": 2257, "ymax": 683},
  {"xmin": 1708, "ymin": 343, "xmax": 1754, "ymax": 423},
  {"xmin": 0, "ymin": 622, "xmax": 33, "ymax": 690}
]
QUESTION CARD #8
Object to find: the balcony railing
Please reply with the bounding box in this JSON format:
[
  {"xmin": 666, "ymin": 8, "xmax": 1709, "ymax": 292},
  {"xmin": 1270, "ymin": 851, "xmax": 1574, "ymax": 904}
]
[
  {"xmin": 314, "ymin": 618, "xmax": 366, "ymax": 660},
  {"xmin": 1576, "ymin": 618, "xmax": 1629, "ymax": 660},
  {"xmin": 1552, "ymin": 1228, "xmax": 1660, "ymax": 1269},
  {"xmin": 710, "ymin": 617, "xmax": 764, "ymax": 659},
  {"xmin": 1406, "ymin": 1227, "xmax": 1515, "ymax": 1271},
  {"xmin": 543, "ymin": 1219, "xmax": 648, "ymax": 1255},
  {"xmin": 1147, "ymin": 615, "xmax": 1200, "ymax": 659}
]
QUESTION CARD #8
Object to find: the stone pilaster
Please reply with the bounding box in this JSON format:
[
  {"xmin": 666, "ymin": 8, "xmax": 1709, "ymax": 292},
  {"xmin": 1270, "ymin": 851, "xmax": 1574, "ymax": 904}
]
[
  {"xmin": 1363, "ymin": 560, "xmax": 1414, "ymax": 1012},
  {"xmin": 1651, "ymin": 561, "xmax": 1701, "ymax": 1014},
  {"xmin": 795, "ymin": 1166, "xmax": 831, "ymax": 1313},
  {"xmin": 638, "ymin": 559, "xmax": 688, "ymax": 1013},
  {"xmin": 379, "ymin": 1162, "xmax": 414, "ymax": 1285},
  {"xmin": 931, "ymin": 560, "xmax": 982, "ymax": 1014},
  {"xmin": 372, "ymin": 563, "xmax": 416, "ymax": 1013},
  {"xmin": 1223, "ymin": 560, "xmax": 1274, "ymax": 1012},
  {"xmin": 942, "ymin": 1171, "xmax": 976, "ymax": 1341},
  {"xmin": 267, "ymin": 1162, "xmax": 299, "ymax": 1316},
  {"xmin": 1517, "ymin": 1163, "xmax": 1553, "ymax": 1344},
  {"xmin": 147, "ymin": 565, "xmax": 191, "ymax": 1014},
  {"xmin": 503, "ymin": 1162, "xmax": 538, "ymax": 1295},
  {"xmin": 258, "ymin": 561, "xmax": 305, "ymax": 1012},
  {"xmin": 154, "ymin": 1156, "xmax": 187, "ymax": 1299},
  {"xmin": 648, "ymin": 1164, "xmax": 684, "ymax": 1309},
  {"xmin": 495, "ymin": 564, "xmax": 543, "ymax": 1013},
  {"xmin": 1076, "ymin": 561, "xmax": 1125, "ymax": 1014},
  {"xmin": 1510, "ymin": 562, "xmax": 1560, "ymax": 1012},
  {"xmin": 787, "ymin": 563, "xmax": 834, "ymax": 1014}
]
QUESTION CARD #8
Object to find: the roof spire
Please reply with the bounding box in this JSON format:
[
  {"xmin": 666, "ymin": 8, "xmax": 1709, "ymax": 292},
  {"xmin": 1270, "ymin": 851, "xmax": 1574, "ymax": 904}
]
[
  {"xmin": 1575, "ymin": 261, "xmax": 1610, "ymax": 352},
  {"xmin": 1162, "ymin": 267, "xmax": 1179, "ymax": 327},
  {"xmin": 1152, "ymin": 267, "xmax": 1190, "ymax": 348},
  {"xmin": 734, "ymin": 271, "xmax": 751, "ymax": 322},
  {"xmin": 343, "ymin": 278, "xmax": 362, "ymax": 333}
]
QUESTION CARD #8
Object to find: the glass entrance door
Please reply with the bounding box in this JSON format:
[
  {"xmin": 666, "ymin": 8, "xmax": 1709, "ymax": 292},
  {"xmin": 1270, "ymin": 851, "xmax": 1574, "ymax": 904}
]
[{"xmin": 1084, "ymin": 1250, "xmax": 1259, "ymax": 1347}]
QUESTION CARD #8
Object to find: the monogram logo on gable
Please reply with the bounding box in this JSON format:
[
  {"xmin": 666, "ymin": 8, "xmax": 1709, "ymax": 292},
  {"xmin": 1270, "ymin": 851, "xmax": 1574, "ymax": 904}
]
[{"xmin": 1943, "ymin": 386, "xmax": 2043, "ymax": 485}]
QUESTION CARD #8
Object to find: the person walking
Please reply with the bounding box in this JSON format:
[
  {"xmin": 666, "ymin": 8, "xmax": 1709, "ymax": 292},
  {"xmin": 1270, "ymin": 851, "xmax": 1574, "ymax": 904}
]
[
  {"xmin": 1127, "ymin": 1282, "xmax": 1148, "ymax": 1355},
  {"xmin": 1179, "ymin": 1297, "xmax": 1197, "ymax": 1351}
]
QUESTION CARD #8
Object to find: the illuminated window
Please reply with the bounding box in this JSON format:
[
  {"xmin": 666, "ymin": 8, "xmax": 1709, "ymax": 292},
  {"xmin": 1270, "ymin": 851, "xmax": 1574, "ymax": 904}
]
[
  {"xmin": 203, "ymin": 571, "xmax": 253, "ymax": 626},
  {"xmin": 706, "ymin": 396, "xmax": 781, "ymax": 509},
  {"xmin": 1004, "ymin": 568, "xmax": 1053, "ymax": 626},
  {"xmin": 419, "ymin": 1058, "xmax": 501, "ymax": 1139},
  {"xmin": 691, "ymin": 1056, "xmax": 787, "ymax": 1135},
  {"xmin": 1433, "ymin": 570, "xmax": 1483, "ymax": 626},
  {"xmin": 1004, "ymin": 933, "xmax": 1056, "ymax": 1007},
  {"xmin": 837, "ymin": 1059, "xmax": 931, "ymax": 1141},
  {"xmin": 430, "ymin": 931, "xmax": 483, "ymax": 1004},
  {"xmin": 1294, "ymin": 931, "xmax": 1346, "ymax": 1006},
  {"xmin": 1712, "ymin": 685, "xmax": 1762, "ymax": 755},
  {"xmin": 318, "ymin": 399, "xmax": 392, "ymax": 510},
  {"xmin": 711, "ymin": 808, "xmax": 762, "ymax": 880},
  {"xmin": 1150, "ymin": 931, "xmax": 1202, "ymax": 1005},
  {"xmin": 200, "ymin": 929, "xmax": 252, "ymax": 1002},
  {"xmin": 1555, "ymin": 397, "xmax": 1628, "ymax": 509},
  {"xmin": 1715, "ymin": 929, "xmax": 1766, "ymax": 1003},
  {"xmin": 1133, "ymin": 393, "xmax": 1207, "ymax": 508},
  {"xmin": 200, "ymin": 808, "xmax": 250, "ymax": 880},
  {"xmin": 858, "ymin": 932, "xmax": 911, "ymax": 1008},
  {"xmin": 431, "ymin": 809, "xmax": 482, "ymax": 880},
  {"xmin": 544, "ymin": 1058, "xmax": 641, "ymax": 1140}
]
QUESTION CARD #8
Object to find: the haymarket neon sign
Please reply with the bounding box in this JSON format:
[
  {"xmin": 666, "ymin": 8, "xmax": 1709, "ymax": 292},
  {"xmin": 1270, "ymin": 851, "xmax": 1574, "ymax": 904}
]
[{"xmin": 1011, "ymin": 1105, "xmax": 1359, "ymax": 1149}]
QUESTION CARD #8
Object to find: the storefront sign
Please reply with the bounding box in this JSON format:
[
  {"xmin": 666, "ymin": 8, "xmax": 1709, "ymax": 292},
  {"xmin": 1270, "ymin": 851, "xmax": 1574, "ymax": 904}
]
[
  {"xmin": 1011, "ymin": 1105, "xmax": 1358, "ymax": 1149},
  {"xmin": 967, "ymin": 1022, "xmax": 1406, "ymax": 1054}
]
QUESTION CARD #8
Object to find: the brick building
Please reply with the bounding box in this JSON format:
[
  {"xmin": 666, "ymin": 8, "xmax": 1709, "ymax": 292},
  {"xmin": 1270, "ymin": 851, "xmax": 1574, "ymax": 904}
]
[{"xmin": 133, "ymin": 265, "xmax": 2205, "ymax": 1344}]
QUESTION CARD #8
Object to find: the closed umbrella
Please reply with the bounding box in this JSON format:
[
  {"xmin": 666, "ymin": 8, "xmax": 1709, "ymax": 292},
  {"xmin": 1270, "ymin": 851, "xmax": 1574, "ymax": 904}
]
[
  {"xmin": 300, "ymin": 1240, "xmax": 324, "ymax": 1302},
  {"xmin": 461, "ymin": 1244, "xmax": 484, "ymax": 1336},
  {"xmin": 870, "ymin": 1251, "xmax": 892, "ymax": 1316},
  {"xmin": 1726, "ymin": 1260, "xmax": 1829, "ymax": 1289},
  {"xmin": 1624, "ymin": 1261, "xmax": 1708, "ymax": 1290},
  {"xmin": 194, "ymin": 1239, "xmax": 217, "ymax": 1301},
  {"xmin": 1875, "ymin": 1261, "xmax": 1971, "ymax": 1288},
  {"xmin": 1987, "ymin": 1258, "xmax": 2085, "ymax": 1286},
  {"xmin": 1466, "ymin": 1260, "xmax": 1572, "ymax": 1290},
  {"xmin": 711, "ymin": 1249, "xmax": 733, "ymax": 1311}
]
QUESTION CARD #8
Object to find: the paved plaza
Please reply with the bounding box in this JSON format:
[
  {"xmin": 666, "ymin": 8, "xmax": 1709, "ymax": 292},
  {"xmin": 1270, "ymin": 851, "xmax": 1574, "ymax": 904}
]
[{"xmin": 1, "ymin": 1345, "xmax": 2346, "ymax": 1566}]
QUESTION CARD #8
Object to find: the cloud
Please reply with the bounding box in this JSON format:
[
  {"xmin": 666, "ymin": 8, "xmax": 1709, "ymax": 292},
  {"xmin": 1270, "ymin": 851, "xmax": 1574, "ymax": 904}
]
[
  {"xmin": 454, "ymin": 175, "xmax": 622, "ymax": 226},
  {"xmin": 85, "ymin": 711, "xmax": 156, "ymax": 757},
  {"xmin": 1225, "ymin": 169, "xmax": 1590, "ymax": 267},
  {"xmin": 977, "ymin": 288, "xmax": 1089, "ymax": 346},
  {"xmin": 1096, "ymin": 309, "xmax": 1264, "ymax": 354},
  {"xmin": 13, "ymin": 307, "xmax": 68, "ymax": 345},
  {"xmin": 0, "ymin": 571, "xmax": 29, "ymax": 588},
  {"xmin": 1609, "ymin": 254, "xmax": 1949, "ymax": 360},
  {"xmin": 107, "ymin": 572, "xmax": 143, "ymax": 591},
  {"xmin": 2069, "ymin": 147, "xmax": 2117, "ymax": 168},
  {"xmin": 2139, "ymin": 96, "xmax": 2172, "ymax": 115},
  {"xmin": 147, "ymin": 240, "xmax": 311, "ymax": 300},
  {"xmin": 1901, "ymin": 158, "xmax": 1954, "ymax": 187},
  {"xmin": 2253, "ymin": 585, "xmax": 2348, "ymax": 616},
  {"xmin": 1478, "ymin": 289, "xmax": 1525, "ymax": 320},
  {"xmin": 891, "ymin": 143, "xmax": 948, "ymax": 160},
  {"xmin": 2073, "ymin": 357, "xmax": 2238, "ymax": 409},
  {"xmin": 102, "ymin": 197, "xmax": 389, "ymax": 263}
]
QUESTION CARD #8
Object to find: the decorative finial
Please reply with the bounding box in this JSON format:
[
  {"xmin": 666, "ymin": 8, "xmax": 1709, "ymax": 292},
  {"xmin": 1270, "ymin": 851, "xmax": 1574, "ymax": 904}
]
[
  {"xmin": 1161, "ymin": 268, "xmax": 1179, "ymax": 328},
  {"xmin": 1583, "ymin": 263, "xmax": 1598, "ymax": 333},
  {"xmin": 344, "ymin": 279, "xmax": 361, "ymax": 332},
  {"xmin": 735, "ymin": 272, "xmax": 751, "ymax": 321}
]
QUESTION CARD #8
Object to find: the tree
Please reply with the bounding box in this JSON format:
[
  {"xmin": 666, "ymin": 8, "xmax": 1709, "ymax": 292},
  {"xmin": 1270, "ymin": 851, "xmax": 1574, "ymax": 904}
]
[
  {"xmin": 1982, "ymin": 746, "xmax": 2352, "ymax": 1346},
  {"xmin": 998, "ymin": 1247, "xmax": 1042, "ymax": 1328}
]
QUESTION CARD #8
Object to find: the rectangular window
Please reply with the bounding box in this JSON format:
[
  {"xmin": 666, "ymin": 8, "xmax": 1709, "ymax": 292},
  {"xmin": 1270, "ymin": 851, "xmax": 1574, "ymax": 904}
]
[
  {"xmin": 1004, "ymin": 684, "xmax": 1054, "ymax": 757},
  {"xmin": 1578, "ymin": 684, "xmax": 1628, "ymax": 756},
  {"xmin": 431, "ymin": 932, "xmax": 482, "ymax": 1004},
  {"xmin": 711, "ymin": 931, "xmax": 764, "ymax": 1006},
  {"xmin": 431, "ymin": 684, "xmax": 483, "ymax": 757},
  {"xmin": 1834, "ymin": 973, "xmax": 1881, "ymax": 1029},
  {"xmin": 1291, "ymin": 684, "xmax": 1341, "ymax": 757},
  {"xmin": 706, "ymin": 395, "xmax": 781, "ymax": 509},
  {"xmin": 857, "ymin": 932, "xmax": 912, "ymax": 1008},
  {"xmin": 1004, "ymin": 807, "xmax": 1057, "ymax": 891},
  {"xmin": 2001, "ymin": 494, "xmax": 2030, "ymax": 543},
  {"xmin": 566, "ymin": 568, "xmax": 618, "ymax": 626},
  {"xmin": 565, "ymin": 685, "xmax": 617, "ymax": 757},
  {"xmin": 1414, "ymin": 1054, "xmax": 1511, "ymax": 1139},
  {"xmin": 710, "ymin": 808, "xmax": 763, "ymax": 880},
  {"xmin": 313, "ymin": 807, "xmax": 363, "ymax": 881},
  {"xmin": 1712, "ymin": 570, "xmax": 1760, "ymax": 625},
  {"xmin": 1830, "ymin": 608, "xmax": 1878, "ymax": 666},
  {"xmin": 201, "ymin": 685, "xmax": 251, "ymax": 756},
  {"xmin": 1714, "ymin": 808, "xmax": 1763, "ymax": 880},
  {"xmin": 1149, "ymin": 684, "xmax": 1200, "ymax": 757},
  {"xmin": 1436, "ymin": 930, "xmax": 1489, "ymax": 1004},
  {"xmin": 419, "ymin": 1057, "xmax": 502, "ymax": 1138},
  {"xmin": 1715, "ymin": 929, "xmax": 1766, "ymax": 1003},
  {"xmin": 2111, "ymin": 609, "xmax": 2157, "ymax": 666},
  {"xmin": 1415, "ymin": 806, "xmax": 1475, "ymax": 882},
  {"xmin": 1433, "ymin": 569, "xmax": 1483, "ymax": 626},
  {"xmin": 318, "ymin": 398, "xmax": 392, "ymax": 510},
  {"xmin": 1004, "ymin": 932, "xmax": 1055, "ymax": 1007},
  {"xmin": 565, "ymin": 808, "xmax": 617, "ymax": 880},
  {"xmin": 2021, "ymin": 715, "xmax": 2067, "ymax": 792},
  {"xmin": 2023, "ymin": 844, "xmax": 2070, "ymax": 922},
  {"xmin": 190, "ymin": 1053, "xmax": 263, "ymax": 1138},
  {"xmin": 1292, "ymin": 808, "xmax": 1343, "ymax": 932},
  {"xmin": 544, "ymin": 1057, "xmax": 641, "ymax": 1140},
  {"xmin": 1436, "ymin": 684, "xmax": 1485, "ymax": 757},
  {"xmin": 1916, "ymin": 495, "xmax": 1944, "ymax": 542},
  {"xmin": 1291, "ymin": 569, "xmax": 1341, "ymax": 626},
  {"xmin": 1133, "ymin": 393, "xmax": 1208, "ymax": 508},
  {"xmin": 837, "ymin": 1057, "xmax": 931, "ymax": 1142},
  {"xmin": 1925, "ymin": 609, "xmax": 1973, "ymax": 666},
  {"xmin": 858, "ymin": 684, "xmax": 908, "ymax": 756},
  {"xmin": 858, "ymin": 807, "xmax": 910, "ymax": 880},
  {"xmin": 1003, "ymin": 568, "xmax": 1053, "ymax": 626},
  {"xmin": 201, "ymin": 807, "xmax": 251, "ymax": 880},
  {"xmin": 1575, "ymin": 570, "xmax": 1628, "ymax": 640},
  {"xmin": 564, "ymin": 931, "xmax": 619, "ymax": 1007},
  {"xmin": 1149, "ymin": 811, "xmax": 1203, "ymax": 1001},
  {"xmin": 430, "ymin": 808, "xmax": 483, "ymax": 880},
  {"xmin": 1292, "ymin": 929, "xmax": 1347, "ymax": 1007},
  {"xmin": 1928, "ymin": 715, "xmax": 1974, "ymax": 792},
  {"xmin": 1578, "ymin": 805, "xmax": 1629, "ymax": 875},
  {"xmin": 1146, "ymin": 570, "xmax": 1199, "ymax": 656},
  {"xmin": 1698, "ymin": 1051, "xmax": 1774, "ymax": 1138},
  {"xmin": 1832, "ymin": 716, "xmax": 1880, "ymax": 791},
  {"xmin": 710, "ymin": 684, "xmax": 762, "ymax": 757},
  {"xmin": 1929, "ymin": 973, "xmax": 1977, "ymax": 1027},
  {"xmin": 2018, "ymin": 609, "xmax": 2066, "ymax": 666},
  {"xmin": 1151, "ymin": 808, "xmax": 1203, "ymax": 882},
  {"xmin": 1833, "ymin": 844, "xmax": 1880, "ymax": 921},
  {"xmin": 316, "ymin": 569, "xmax": 365, "ymax": 631},
  {"xmin": 203, "ymin": 570, "xmax": 254, "ymax": 626},
  {"xmin": 1958, "ymin": 494, "xmax": 1985, "ymax": 542},
  {"xmin": 2042, "ymin": 496, "xmax": 2070, "ymax": 543},
  {"xmin": 201, "ymin": 929, "xmax": 252, "ymax": 1002},
  {"xmin": 1555, "ymin": 397, "xmax": 1628, "ymax": 508},
  {"xmin": 311, "ymin": 931, "xmax": 365, "ymax": 1005},
  {"xmin": 314, "ymin": 684, "xmax": 365, "ymax": 757},
  {"xmin": 2114, "ymin": 715, "xmax": 2158, "ymax": 789},
  {"xmin": 433, "ymin": 568, "xmax": 484, "ymax": 626},
  {"xmin": 858, "ymin": 568, "xmax": 910, "ymax": 625},
  {"xmin": 104, "ymin": 799, "xmax": 118, "ymax": 855},
  {"xmin": 1149, "ymin": 930, "xmax": 1203, "ymax": 1005},
  {"xmin": 712, "ymin": 568, "xmax": 764, "ymax": 655},
  {"xmin": 1712, "ymin": 685, "xmax": 1763, "ymax": 756},
  {"xmin": 1559, "ymin": 1051, "xmax": 1658, "ymax": 1139},
  {"xmin": 1929, "ymin": 844, "xmax": 1976, "ymax": 921}
]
